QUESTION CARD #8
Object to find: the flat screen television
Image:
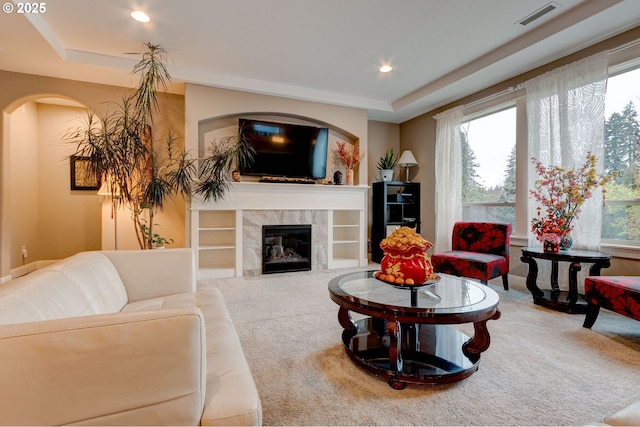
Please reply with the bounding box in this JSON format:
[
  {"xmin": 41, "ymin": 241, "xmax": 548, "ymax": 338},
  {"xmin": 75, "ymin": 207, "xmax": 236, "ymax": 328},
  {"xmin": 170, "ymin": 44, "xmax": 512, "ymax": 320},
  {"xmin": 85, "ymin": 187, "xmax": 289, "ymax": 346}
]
[{"xmin": 239, "ymin": 118, "xmax": 329, "ymax": 179}]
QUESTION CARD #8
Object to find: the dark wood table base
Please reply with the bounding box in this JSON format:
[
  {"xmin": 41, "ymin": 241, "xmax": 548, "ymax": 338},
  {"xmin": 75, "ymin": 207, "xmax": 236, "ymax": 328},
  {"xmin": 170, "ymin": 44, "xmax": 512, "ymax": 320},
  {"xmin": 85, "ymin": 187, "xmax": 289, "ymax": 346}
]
[
  {"xmin": 520, "ymin": 248, "xmax": 611, "ymax": 314},
  {"xmin": 533, "ymin": 289, "xmax": 588, "ymax": 314},
  {"xmin": 340, "ymin": 310, "xmax": 501, "ymax": 389}
]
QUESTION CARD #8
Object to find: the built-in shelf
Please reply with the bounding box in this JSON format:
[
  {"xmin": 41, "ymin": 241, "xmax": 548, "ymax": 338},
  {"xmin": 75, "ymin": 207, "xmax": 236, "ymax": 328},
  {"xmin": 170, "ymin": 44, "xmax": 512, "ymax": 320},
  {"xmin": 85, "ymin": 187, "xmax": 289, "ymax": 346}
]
[
  {"xmin": 190, "ymin": 182, "xmax": 368, "ymax": 277},
  {"xmin": 329, "ymin": 209, "xmax": 364, "ymax": 269},
  {"xmin": 195, "ymin": 210, "xmax": 240, "ymax": 279}
]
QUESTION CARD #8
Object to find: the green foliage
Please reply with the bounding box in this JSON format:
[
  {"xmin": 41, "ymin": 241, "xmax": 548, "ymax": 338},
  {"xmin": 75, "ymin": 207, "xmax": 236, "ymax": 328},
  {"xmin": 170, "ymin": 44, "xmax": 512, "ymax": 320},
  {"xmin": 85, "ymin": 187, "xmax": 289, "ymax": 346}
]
[
  {"xmin": 601, "ymin": 101, "xmax": 640, "ymax": 241},
  {"xmin": 377, "ymin": 148, "xmax": 399, "ymax": 170},
  {"xmin": 66, "ymin": 43, "xmax": 253, "ymax": 249},
  {"xmin": 498, "ymin": 146, "xmax": 516, "ymax": 203},
  {"xmin": 460, "ymin": 130, "xmax": 485, "ymax": 201},
  {"xmin": 605, "ymin": 101, "xmax": 640, "ymax": 181},
  {"xmin": 139, "ymin": 220, "xmax": 174, "ymax": 248}
]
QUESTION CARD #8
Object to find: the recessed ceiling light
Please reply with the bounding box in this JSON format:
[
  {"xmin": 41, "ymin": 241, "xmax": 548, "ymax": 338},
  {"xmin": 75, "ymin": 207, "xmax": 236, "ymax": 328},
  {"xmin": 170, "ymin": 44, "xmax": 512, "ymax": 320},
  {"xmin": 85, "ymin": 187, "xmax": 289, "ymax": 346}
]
[
  {"xmin": 380, "ymin": 65, "xmax": 393, "ymax": 73},
  {"xmin": 131, "ymin": 10, "xmax": 150, "ymax": 23}
]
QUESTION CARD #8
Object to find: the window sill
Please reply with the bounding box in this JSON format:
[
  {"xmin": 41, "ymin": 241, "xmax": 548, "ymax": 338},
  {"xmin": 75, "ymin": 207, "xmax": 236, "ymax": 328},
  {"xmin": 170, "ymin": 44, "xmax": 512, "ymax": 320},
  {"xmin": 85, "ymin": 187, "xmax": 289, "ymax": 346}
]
[
  {"xmin": 510, "ymin": 235, "xmax": 640, "ymax": 260},
  {"xmin": 600, "ymin": 243, "xmax": 640, "ymax": 260}
]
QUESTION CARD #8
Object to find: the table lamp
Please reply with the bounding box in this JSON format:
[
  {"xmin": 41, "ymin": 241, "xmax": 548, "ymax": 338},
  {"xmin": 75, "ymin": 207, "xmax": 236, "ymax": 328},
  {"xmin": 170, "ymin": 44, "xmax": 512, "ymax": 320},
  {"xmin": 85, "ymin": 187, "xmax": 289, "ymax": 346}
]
[{"xmin": 398, "ymin": 150, "xmax": 418, "ymax": 182}]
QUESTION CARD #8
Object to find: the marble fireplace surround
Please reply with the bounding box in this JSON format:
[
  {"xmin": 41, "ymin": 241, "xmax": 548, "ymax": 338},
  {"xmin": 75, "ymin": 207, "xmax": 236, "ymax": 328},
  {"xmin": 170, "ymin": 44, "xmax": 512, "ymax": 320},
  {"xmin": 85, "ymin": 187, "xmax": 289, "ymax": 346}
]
[
  {"xmin": 191, "ymin": 182, "xmax": 368, "ymax": 277},
  {"xmin": 243, "ymin": 210, "xmax": 327, "ymax": 276}
]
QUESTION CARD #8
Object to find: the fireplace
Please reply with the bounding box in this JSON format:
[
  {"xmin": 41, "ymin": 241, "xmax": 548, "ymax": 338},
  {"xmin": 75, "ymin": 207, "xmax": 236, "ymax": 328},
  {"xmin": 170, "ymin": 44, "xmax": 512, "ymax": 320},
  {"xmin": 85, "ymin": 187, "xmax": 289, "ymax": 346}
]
[{"xmin": 262, "ymin": 225, "xmax": 312, "ymax": 274}]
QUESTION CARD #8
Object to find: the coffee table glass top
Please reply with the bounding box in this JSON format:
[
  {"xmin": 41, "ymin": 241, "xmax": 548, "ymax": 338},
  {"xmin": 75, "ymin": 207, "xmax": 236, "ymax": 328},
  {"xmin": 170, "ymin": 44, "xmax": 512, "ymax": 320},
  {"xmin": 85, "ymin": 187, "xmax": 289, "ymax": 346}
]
[{"xmin": 329, "ymin": 271, "xmax": 499, "ymax": 317}]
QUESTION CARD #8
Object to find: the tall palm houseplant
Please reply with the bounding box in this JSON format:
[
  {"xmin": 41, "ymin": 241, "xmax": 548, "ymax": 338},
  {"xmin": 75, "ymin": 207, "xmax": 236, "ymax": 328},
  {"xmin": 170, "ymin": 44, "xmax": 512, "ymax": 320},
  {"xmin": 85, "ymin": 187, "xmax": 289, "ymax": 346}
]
[{"xmin": 66, "ymin": 43, "xmax": 253, "ymax": 249}]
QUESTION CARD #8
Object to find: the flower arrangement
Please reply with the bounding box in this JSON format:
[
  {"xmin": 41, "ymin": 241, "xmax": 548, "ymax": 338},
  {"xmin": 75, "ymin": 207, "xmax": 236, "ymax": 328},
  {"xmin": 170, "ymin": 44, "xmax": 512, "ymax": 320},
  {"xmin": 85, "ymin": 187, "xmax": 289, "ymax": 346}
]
[
  {"xmin": 334, "ymin": 141, "xmax": 365, "ymax": 169},
  {"xmin": 530, "ymin": 153, "xmax": 616, "ymax": 245}
]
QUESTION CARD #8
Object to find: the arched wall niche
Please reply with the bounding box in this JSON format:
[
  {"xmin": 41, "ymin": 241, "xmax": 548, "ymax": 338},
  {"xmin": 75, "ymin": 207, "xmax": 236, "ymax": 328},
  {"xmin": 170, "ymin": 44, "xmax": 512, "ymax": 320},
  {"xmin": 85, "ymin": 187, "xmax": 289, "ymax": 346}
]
[
  {"xmin": 4, "ymin": 94, "xmax": 87, "ymax": 114},
  {"xmin": 1, "ymin": 94, "xmax": 101, "ymax": 280},
  {"xmin": 198, "ymin": 112, "xmax": 360, "ymax": 181}
]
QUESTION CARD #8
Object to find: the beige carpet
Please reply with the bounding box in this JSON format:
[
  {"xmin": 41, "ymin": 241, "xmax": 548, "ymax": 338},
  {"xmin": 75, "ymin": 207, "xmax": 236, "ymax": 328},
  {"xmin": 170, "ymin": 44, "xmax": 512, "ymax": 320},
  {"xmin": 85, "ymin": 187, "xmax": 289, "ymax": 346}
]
[{"xmin": 199, "ymin": 266, "xmax": 640, "ymax": 426}]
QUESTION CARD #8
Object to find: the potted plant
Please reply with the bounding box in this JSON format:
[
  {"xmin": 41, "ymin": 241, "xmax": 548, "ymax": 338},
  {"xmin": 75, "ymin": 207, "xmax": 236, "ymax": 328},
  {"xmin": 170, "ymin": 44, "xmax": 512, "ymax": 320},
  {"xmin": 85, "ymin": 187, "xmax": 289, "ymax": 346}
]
[
  {"xmin": 140, "ymin": 221, "xmax": 174, "ymax": 249},
  {"xmin": 65, "ymin": 43, "xmax": 254, "ymax": 249},
  {"xmin": 377, "ymin": 148, "xmax": 399, "ymax": 181}
]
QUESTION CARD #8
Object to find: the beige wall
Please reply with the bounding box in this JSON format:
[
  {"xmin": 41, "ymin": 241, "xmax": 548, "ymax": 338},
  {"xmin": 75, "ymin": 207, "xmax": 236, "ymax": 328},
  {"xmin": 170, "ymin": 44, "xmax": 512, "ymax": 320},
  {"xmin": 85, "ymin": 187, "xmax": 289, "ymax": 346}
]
[
  {"xmin": 0, "ymin": 71, "xmax": 186, "ymax": 279},
  {"xmin": 399, "ymin": 116, "xmax": 436, "ymax": 244},
  {"xmin": 366, "ymin": 121, "xmax": 400, "ymax": 242},
  {"xmin": 367, "ymin": 121, "xmax": 400, "ymax": 184},
  {"xmin": 10, "ymin": 102, "xmax": 104, "ymax": 267},
  {"xmin": 9, "ymin": 102, "xmax": 39, "ymax": 268},
  {"xmin": 35, "ymin": 103, "xmax": 101, "ymax": 261}
]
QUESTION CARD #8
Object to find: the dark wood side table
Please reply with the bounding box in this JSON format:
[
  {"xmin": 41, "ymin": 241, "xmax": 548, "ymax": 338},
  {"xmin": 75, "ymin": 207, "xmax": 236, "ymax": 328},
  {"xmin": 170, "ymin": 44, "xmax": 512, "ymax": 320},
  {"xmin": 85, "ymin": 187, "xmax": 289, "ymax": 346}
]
[{"xmin": 520, "ymin": 247, "xmax": 611, "ymax": 314}]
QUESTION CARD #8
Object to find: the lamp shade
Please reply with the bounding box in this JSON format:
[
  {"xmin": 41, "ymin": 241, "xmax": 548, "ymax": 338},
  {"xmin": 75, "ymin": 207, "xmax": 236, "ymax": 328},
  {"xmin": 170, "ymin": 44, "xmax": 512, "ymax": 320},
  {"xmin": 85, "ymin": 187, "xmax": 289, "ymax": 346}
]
[
  {"xmin": 398, "ymin": 150, "xmax": 418, "ymax": 167},
  {"xmin": 97, "ymin": 176, "xmax": 121, "ymax": 197},
  {"xmin": 97, "ymin": 181, "xmax": 111, "ymax": 196}
]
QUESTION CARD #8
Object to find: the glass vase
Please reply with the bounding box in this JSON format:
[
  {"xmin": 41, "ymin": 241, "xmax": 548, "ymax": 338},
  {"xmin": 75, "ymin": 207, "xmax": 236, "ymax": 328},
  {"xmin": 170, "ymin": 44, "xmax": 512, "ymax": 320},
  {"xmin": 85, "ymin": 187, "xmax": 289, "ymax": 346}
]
[
  {"xmin": 346, "ymin": 168, "xmax": 354, "ymax": 185},
  {"xmin": 560, "ymin": 234, "xmax": 573, "ymax": 250}
]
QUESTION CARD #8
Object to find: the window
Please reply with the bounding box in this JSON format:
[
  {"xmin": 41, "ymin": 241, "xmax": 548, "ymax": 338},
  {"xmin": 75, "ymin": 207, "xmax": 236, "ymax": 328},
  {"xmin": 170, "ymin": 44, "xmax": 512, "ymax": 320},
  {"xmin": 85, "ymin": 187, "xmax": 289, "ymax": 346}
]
[
  {"xmin": 455, "ymin": 49, "xmax": 640, "ymax": 251},
  {"xmin": 602, "ymin": 66, "xmax": 640, "ymax": 244},
  {"xmin": 461, "ymin": 106, "xmax": 517, "ymax": 229}
]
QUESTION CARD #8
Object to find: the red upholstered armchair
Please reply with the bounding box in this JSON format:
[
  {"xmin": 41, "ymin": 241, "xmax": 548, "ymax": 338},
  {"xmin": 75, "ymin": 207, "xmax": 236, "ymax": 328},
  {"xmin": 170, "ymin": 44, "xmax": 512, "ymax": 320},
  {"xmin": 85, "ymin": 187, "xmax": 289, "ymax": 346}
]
[{"xmin": 431, "ymin": 222, "xmax": 512, "ymax": 290}]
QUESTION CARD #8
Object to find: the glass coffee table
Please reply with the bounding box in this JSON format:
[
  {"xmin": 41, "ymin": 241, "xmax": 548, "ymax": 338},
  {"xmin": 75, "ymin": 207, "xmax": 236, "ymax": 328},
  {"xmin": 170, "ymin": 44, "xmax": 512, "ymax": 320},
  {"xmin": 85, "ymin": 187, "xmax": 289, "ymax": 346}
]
[{"xmin": 328, "ymin": 271, "xmax": 501, "ymax": 389}]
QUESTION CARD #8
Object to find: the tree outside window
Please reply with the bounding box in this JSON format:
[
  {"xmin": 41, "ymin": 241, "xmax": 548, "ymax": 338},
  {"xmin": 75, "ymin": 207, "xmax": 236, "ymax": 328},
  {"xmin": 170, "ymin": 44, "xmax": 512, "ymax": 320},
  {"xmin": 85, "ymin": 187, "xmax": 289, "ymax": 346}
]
[
  {"xmin": 461, "ymin": 107, "xmax": 516, "ymax": 228},
  {"xmin": 602, "ymin": 67, "xmax": 640, "ymax": 243}
]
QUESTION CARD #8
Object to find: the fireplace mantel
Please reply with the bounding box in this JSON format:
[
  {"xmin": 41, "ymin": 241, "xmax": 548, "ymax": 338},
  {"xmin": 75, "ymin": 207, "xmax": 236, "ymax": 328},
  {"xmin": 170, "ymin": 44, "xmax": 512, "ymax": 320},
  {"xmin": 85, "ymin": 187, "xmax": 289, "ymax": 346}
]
[
  {"xmin": 190, "ymin": 182, "xmax": 368, "ymax": 278},
  {"xmin": 190, "ymin": 182, "xmax": 368, "ymax": 211}
]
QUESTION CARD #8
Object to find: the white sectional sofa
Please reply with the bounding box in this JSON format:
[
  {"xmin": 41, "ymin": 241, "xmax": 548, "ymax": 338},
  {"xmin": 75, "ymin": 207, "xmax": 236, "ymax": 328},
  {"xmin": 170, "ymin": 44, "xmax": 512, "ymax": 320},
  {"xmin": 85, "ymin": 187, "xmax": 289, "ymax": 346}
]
[{"xmin": 0, "ymin": 248, "xmax": 262, "ymax": 426}]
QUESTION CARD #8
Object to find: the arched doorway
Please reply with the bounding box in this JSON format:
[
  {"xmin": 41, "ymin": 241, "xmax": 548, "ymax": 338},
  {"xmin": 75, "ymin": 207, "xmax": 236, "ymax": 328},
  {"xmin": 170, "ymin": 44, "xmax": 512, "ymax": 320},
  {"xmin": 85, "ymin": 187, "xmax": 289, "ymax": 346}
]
[{"xmin": 1, "ymin": 95, "xmax": 101, "ymax": 280}]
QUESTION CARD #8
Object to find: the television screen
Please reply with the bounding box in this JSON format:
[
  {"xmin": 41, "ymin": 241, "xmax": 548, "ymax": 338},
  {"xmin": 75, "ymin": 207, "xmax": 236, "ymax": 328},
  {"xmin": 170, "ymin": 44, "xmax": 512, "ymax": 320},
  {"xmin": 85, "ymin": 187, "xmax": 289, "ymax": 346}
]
[{"xmin": 239, "ymin": 118, "xmax": 328, "ymax": 179}]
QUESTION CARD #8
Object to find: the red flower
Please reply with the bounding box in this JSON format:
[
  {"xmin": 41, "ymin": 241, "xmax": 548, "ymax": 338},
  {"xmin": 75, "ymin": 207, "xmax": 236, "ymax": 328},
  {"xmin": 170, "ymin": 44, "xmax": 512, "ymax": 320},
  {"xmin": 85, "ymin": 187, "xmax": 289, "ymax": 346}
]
[{"xmin": 530, "ymin": 153, "xmax": 616, "ymax": 243}]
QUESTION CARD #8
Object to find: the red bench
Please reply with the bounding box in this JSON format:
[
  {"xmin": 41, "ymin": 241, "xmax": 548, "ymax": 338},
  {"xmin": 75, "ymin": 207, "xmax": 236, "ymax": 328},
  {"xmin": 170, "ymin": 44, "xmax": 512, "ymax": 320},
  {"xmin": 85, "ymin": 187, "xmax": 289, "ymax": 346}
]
[{"xmin": 583, "ymin": 276, "xmax": 640, "ymax": 328}]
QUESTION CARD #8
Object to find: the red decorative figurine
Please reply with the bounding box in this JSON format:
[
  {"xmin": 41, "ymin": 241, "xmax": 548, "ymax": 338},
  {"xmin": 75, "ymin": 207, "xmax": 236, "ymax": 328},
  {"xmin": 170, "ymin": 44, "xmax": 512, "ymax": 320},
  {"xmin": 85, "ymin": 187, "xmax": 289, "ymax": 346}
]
[{"xmin": 376, "ymin": 227, "xmax": 434, "ymax": 286}]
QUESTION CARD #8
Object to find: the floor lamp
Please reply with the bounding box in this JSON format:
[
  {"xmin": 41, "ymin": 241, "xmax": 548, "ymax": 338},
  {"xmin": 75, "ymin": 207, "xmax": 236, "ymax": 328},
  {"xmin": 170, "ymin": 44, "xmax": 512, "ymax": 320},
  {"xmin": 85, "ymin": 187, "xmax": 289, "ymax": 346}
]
[
  {"xmin": 398, "ymin": 150, "xmax": 418, "ymax": 182},
  {"xmin": 98, "ymin": 180, "xmax": 120, "ymax": 250}
]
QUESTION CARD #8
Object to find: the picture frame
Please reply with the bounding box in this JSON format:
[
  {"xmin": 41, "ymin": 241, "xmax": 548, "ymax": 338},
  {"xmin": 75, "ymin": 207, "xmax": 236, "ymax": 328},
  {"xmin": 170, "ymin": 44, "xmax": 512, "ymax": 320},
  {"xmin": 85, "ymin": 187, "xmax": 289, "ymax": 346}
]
[{"xmin": 70, "ymin": 155, "xmax": 100, "ymax": 190}]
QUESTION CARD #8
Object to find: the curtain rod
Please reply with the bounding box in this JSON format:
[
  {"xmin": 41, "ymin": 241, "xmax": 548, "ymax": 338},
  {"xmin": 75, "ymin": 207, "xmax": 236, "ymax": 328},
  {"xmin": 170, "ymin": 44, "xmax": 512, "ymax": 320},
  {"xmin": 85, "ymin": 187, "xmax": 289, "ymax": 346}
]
[
  {"xmin": 610, "ymin": 38, "xmax": 640, "ymax": 55},
  {"xmin": 462, "ymin": 85, "xmax": 523, "ymax": 110},
  {"xmin": 463, "ymin": 37, "xmax": 640, "ymax": 111}
]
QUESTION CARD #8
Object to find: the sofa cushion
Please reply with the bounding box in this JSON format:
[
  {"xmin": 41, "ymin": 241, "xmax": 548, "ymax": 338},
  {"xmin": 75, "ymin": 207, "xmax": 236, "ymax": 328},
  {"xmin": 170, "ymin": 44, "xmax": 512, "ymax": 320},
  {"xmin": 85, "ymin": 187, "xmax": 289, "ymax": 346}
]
[
  {"xmin": 0, "ymin": 252, "xmax": 128, "ymax": 325},
  {"xmin": 123, "ymin": 289, "xmax": 231, "ymax": 323},
  {"xmin": 124, "ymin": 288, "xmax": 262, "ymax": 425},
  {"xmin": 602, "ymin": 400, "xmax": 640, "ymax": 425},
  {"xmin": 431, "ymin": 250, "xmax": 509, "ymax": 282}
]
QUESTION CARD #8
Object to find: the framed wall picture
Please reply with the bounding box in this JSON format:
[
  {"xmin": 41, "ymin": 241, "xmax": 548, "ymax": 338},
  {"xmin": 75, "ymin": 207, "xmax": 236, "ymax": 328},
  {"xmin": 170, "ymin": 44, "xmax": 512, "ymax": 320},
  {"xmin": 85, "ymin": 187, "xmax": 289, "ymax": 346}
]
[{"xmin": 70, "ymin": 155, "xmax": 100, "ymax": 190}]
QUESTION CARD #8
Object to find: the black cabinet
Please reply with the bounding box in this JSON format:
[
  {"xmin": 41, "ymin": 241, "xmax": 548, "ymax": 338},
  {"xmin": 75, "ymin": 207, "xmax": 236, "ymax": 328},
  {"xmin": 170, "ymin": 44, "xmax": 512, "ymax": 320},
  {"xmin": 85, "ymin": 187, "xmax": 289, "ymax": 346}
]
[{"xmin": 371, "ymin": 181, "xmax": 421, "ymax": 263}]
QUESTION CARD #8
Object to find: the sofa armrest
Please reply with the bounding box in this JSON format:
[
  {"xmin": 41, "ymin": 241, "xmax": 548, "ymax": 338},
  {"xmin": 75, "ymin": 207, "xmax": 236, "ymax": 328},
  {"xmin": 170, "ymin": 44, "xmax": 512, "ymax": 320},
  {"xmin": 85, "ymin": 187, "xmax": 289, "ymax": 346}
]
[
  {"xmin": 0, "ymin": 308, "xmax": 206, "ymax": 426},
  {"xmin": 102, "ymin": 248, "xmax": 197, "ymax": 302}
]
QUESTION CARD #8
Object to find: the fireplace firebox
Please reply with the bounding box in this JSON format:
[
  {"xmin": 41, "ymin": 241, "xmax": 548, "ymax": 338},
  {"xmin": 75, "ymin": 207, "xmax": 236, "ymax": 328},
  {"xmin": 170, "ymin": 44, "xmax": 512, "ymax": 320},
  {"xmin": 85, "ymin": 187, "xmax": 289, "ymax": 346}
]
[{"xmin": 262, "ymin": 225, "xmax": 312, "ymax": 274}]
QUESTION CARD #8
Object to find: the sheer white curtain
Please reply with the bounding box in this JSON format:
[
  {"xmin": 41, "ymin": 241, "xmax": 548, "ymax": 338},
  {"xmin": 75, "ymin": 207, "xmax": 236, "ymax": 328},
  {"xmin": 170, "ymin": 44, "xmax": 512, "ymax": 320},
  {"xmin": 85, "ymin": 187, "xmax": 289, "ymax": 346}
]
[
  {"xmin": 433, "ymin": 106, "xmax": 464, "ymax": 253},
  {"xmin": 525, "ymin": 50, "xmax": 609, "ymax": 250}
]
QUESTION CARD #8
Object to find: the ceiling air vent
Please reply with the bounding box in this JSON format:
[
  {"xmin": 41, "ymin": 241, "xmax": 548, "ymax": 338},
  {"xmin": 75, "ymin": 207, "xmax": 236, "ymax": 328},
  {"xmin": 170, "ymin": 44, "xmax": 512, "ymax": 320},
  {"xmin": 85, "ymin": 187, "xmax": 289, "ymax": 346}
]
[{"xmin": 517, "ymin": 2, "xmax": 560, "ymax": 26}]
